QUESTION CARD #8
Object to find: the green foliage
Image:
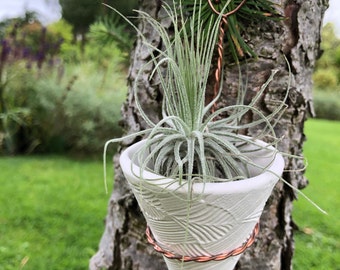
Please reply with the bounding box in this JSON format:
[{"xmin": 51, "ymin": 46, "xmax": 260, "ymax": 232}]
[
  {"xmin": 0, "ymin": 19, "xmax": 63, "ymax": 154},
  {"xmin": 181, "ymin": 0, "xmax": 280, "ymax": 62},
  {"xmin": 85, "ymin": 31, "xmax": 128, "ymax": 66},
  {"xmin": 0, "ymin": 64, "xmax": 35, "ymax": 154},
  {"xmin": 48, "ymin": 19, "xmax": 73, "ymax": 44},
  {"xmin": 313, "ymin": 68, "xmax": 338, "ymax": 89},
  {"xmin": 48, "ymin": 18, "xmax": 128, "ymax": 67},
  {"xmin": 0, "ymin": 156, "xmax": 109, "ymax": 270},
  {"xmin": 0, "ymin": 60, "xmax": 125, "ymax": 156},
  {"xmin": 314, "ymin": 23, "xmax": 340, "ymax": 92},
  {"xmin": 104, "ymin": 0, "xmax": 138, "ymax": 16},
  {"xmin": 293, "ymin": 119, "xmax": 340, "ymax": 269},
  {"xmin": 18, "ymin": 60, "xmax": 126, "ymax": 154},
  {"xmin": 59, "ymin": 0, "xmax": 101, "ymax": 34},
  {"xmin": 89, "ymin": 16, "xmax": 135, "ymax": 54},
  {"xmin": 312, "ymin": 23, "xmax": 340, "ymax": 121},
  {"xmin": 313, "ymin": 90, "xmax": 340, "ymax": 120},
  {"xmin": 58, "ymin": 0, "xmax": 138, "ymax": 51},
  {"xmin": 47, "ymin": 20, "xmax": 80, "ymax": 63},
  {"xmin": 3, "ymin": 20, "xmax": 63, "ymax": 63},
  {"xmin": 0, "ymin": 11, "xmax": 39, "ymax": 39},
  {"xmin": 0, "ymin": 10, "xmax": 128, "ymax": 155},
  {"xmin": 334, "ymin": 45, "xmax": 340, "ymax": 67},
  {"xmin": 318, "ymin": 23, "xmax": 340, "ymax": 61}
]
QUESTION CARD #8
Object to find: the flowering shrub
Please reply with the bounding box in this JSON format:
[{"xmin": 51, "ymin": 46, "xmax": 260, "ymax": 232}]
[
  {"xmin": 0, "ymin": 19, "xmax": 63, "ymax": 154},
  {"xmin": 0, "ymin": 18, "xmax": 126, "ymax": 155}
]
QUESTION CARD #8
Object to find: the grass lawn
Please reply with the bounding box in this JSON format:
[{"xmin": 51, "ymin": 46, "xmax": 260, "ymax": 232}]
[
  {"xmin": 0, "ymin": 156, "xmax": 111, "ymax": 270},
  {"xmin": 293, "ymin": 119, "xmax": 340, "ymax": 270},
  {"xmin": 0, "ymin": 119, "xmax": 338, "ymax": 269}
]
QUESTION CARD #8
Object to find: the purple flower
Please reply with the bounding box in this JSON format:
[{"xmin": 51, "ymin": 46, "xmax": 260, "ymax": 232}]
[
  {"xmin": 22, "ymin": 47, "xmax": 31, "ymax": 58},
  {"xmin": 1, "ymin": 39, "xmax": 11, "ymax": 63}
]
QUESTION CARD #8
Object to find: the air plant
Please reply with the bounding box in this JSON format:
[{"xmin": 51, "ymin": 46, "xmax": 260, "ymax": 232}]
[{"xmin": 104, "ymin": 0, "xmax": 287, "ymax": 188}]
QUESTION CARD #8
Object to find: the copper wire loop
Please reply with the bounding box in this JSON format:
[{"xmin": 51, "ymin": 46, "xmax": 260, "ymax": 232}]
[
  {"xmin": 207, "ymin": 0, "xmax": 247, "ymax": 18},
  {"xmin": 146, "ymin": 222, "xmax": 259, "ymax": 262}
]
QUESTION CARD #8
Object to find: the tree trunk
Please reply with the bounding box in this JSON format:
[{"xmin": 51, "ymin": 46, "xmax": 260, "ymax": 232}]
[{"xmin": 90, "ymin": 0, "xmax": 328, "ymax": 269}]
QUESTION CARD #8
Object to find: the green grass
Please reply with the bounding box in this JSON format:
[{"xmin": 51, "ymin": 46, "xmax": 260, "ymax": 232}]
[
  {"xmin": 0, "ymin": 156, "xmax": 111, "ymax": 270},
  {"xmin": 293, "ymin": 119, "xmax": 340, "ymax": 270},
  {"xmin": 0, "ymin": 119, "xmax": 338, "ymax": 269}
]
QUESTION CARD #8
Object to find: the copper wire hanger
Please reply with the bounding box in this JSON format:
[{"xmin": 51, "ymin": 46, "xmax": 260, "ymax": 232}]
[{"xmin": 208, "ymin": 0, "xmax": 247, "ymax": 111}]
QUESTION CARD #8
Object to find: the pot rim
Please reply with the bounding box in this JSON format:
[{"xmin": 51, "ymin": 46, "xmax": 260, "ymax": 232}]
[{"xmin": 120, "ymin": 138, "xmax": 284, "ymax": 195}]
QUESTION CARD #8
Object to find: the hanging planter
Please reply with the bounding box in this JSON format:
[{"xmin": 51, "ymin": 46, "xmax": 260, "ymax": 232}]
[
  {"xmin": 103, "ymin": 1, "xmax": 299, "ymax": 269},
  {"xmin": 120, "ymin": 137, "xmax": 284, "ymax": 270}
]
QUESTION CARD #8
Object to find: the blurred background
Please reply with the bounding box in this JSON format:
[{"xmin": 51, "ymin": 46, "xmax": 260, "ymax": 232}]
[{"xmin": 0, "ymin": 0, "xmax": 339, "ymax": 269}]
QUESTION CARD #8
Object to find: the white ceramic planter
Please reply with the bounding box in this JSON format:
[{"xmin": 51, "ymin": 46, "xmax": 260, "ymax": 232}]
[{"xmin": 120, "ymin": 138, "xmax": 284, "ymax": 270}]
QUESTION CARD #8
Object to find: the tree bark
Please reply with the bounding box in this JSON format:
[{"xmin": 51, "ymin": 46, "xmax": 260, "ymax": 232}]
[{"xmin": 90, "ymin": 0, "xmax": 328, "ymax": 269}]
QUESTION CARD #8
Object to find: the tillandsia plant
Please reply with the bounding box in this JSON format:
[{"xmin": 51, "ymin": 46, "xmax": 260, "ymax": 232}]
[{"xmin": 104, "ymin": 0, "xmax": 288, "ymax": 188}]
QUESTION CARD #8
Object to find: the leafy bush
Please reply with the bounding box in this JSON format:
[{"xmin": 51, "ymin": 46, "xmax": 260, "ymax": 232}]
[
  {"xmin": 313, "ymin": 90, "xmax": 340, "ymax": 120},
  {"xmin": 24, "ymin": 61, "xmax": 127, "ymax": 154},
  {"xmin": 313, "ymin": 68, "xmax": 338, "ymax": 90},
  {"xmin": 0, "ymin": 63, "xmax": 36, "ymax": 154},
  {"xmin": 0, "ymin": 56, "xmax": 127, "ymax": 155},
  {"xmin": 313, "ymin": 23, "xmax": 340, "ymax": 92},
  {"xmin": 0, "ymin": 14, "xmax": 133, "ymax": 155},
  {"xmin": 311, "ymin": 23, "xmax": 340, "ymax": 120},
  {"xmin": 0, "ymin": 19, "xmax": 63, "ymax": 154},
  {"xmin": 0, "ymin": 15, "xmax": 128, "ymax": 155}
]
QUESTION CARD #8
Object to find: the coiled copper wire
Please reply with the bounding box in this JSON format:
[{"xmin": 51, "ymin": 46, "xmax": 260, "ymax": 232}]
[{"xmin": 146, "ymin": 222, "xmax": 259, "ymax": 262}]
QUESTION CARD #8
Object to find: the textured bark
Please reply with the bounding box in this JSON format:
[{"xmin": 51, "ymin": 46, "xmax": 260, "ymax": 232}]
[{"xmin": 90, "ymin": 0, "xmax": 328, "ymax": 269}]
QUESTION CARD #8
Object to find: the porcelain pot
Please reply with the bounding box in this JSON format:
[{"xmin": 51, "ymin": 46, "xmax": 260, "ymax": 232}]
[{"xmin": 120, "ymin": 138, "xmax": 284, "ymax": 270}]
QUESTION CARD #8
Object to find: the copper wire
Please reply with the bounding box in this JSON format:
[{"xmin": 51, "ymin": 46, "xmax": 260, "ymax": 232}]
[
  {"xmin": 208, "ymin": 0, "xmax": 247, "ymax": 112},
  {"xmin": 212, "ymin": 17, "xmax": 228, "ymax": 112},
  {"xmin": 146, "ymin": 222, "xmax": 259, "ymax": 262},
  {"xmin": 208, "ymin": 0, "xmax": 247, "ymax": 18}
]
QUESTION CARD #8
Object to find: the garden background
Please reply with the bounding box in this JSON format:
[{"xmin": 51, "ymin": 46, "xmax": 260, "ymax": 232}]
[{"xmin": 0, "ymin": 0, "xmax": 339, "ymax": 269}]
